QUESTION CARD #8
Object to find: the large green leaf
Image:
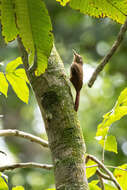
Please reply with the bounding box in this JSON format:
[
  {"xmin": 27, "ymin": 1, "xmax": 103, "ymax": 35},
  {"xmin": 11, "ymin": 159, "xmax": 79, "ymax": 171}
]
[
  {"xmin": 99, "ymin": 135, "xmax": 117, "ymax": 153},
  {"xmin": 1, "ymin": 0, "xmax": 18, "ymax": 42},
  {"xmin": 0, "ymin": 72, "xmax": 8, "ymax": 97},
  {"xmin": 5, "ymin": 57, "xmax": 29, "ymax": 103},
  {"xmin": 14, "ymin": 0, "xmax": 53, "ymax": 75},
  {"xmin": 6, "ymin": 73, "xmax": 29, "ymax": 103},
  {"xmin": 69, "ymin": 0, "xmax": 127, "ymax": 24}
]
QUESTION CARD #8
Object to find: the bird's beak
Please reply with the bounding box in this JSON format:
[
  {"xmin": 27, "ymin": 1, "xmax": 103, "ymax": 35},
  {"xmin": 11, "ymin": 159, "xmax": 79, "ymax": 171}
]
[{"xmin": 72, "ymin": 49, "xmax": 77, "ymax": 56}]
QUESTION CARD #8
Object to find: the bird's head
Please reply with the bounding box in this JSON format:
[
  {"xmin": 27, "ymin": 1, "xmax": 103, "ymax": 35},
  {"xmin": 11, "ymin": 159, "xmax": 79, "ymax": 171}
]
[{"xmin": 73, "ymin": 49, "xmax": 83, "ymax": 65}]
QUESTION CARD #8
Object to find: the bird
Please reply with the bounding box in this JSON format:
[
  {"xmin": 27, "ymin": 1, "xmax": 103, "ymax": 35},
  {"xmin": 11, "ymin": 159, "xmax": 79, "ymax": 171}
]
[{"xmin": 70, "ymin": 50, "xmax": 83, "ymax": 111}]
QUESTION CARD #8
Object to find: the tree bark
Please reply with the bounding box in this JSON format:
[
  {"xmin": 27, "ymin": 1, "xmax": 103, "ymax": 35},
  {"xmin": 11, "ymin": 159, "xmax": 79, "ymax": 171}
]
[{"xmin": 18, "ymin": 41, "xmax": 88, "ymax": 190}]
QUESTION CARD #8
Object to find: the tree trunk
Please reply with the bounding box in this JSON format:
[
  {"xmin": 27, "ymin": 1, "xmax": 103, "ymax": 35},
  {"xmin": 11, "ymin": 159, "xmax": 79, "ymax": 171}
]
[{"xmin": 18, "ymin": 41, "xmax": 88, "ymax": 190}]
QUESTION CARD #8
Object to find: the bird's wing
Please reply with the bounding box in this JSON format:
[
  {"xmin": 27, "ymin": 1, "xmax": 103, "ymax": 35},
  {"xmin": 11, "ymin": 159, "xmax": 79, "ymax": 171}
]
[{"xmin": 70, "ymin": 63, "xmax": 80, "ymax": 78}]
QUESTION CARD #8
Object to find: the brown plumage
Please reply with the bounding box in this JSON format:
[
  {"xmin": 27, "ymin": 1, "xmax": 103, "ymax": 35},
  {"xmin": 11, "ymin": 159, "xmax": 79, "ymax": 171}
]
[{"xmin": 70, "ymin": 50, "xmax": 83, "ymax": 111}]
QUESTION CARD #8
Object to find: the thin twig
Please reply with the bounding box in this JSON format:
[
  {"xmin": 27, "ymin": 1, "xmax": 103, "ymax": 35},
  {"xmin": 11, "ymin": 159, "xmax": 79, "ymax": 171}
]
[
  {"xmin": 87, "ymin": 154, "xmax": 122, "ymax": 190},
  {"xmin": 0, "ymin": 129, "xmax": 48, "ymax": 148},
  {"xmin": 88, "ymin": 17, "xmax": 127, "ymax": 88},
  {"xmin": 96, "ymin": 169, "xmax": 105, "ymax": 190},
  {"xmin": 0, "ymin": 162, "xmax": 53, "ymax": 172},
  {"xmin": 102, "ymin": 135, "xmax": 107, "ymax": 163},
  {"xmin": 106, "ymin": 165, "xmax": 127, "ymax": 172},
  {"xmin": 86, "ymin": 164, "xmax": 98, "ymax": 168},
  {"xmin": 86, "ymin": 164, "xmax": 127, "ymax": 172}
]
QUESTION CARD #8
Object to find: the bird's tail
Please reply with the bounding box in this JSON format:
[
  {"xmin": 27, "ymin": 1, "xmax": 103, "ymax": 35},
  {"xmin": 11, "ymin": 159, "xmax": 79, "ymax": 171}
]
[{"xmin": 74, "ymin": 91, "xmax": 80, "ymax": 112}]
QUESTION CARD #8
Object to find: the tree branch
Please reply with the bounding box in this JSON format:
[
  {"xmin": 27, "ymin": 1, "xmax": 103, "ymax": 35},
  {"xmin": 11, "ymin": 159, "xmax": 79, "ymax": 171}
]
[
  {"xmin": 0, "ymin": 129, "xmax": 48, "ymax": 148},
  {"xmin": 0, "ymin": 162, "xmax": 53, "ymax": 172},
  {"xmin": 96, "ymin": 168, "xmax": 111, "ymax": 181},
  {"xmin": 87, "ymin": 154, "xmax": 122, "ymax": 190},
  {"xmin": 88, "ymin": 17, "xmax": 127, "ymax": 88},
  {"xmin": 96, "ymin": 169, "xmax": 105, "ymax": 190}
]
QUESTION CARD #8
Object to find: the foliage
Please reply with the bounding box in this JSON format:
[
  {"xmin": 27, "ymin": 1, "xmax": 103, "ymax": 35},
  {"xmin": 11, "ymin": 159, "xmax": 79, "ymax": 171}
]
[
  {"xmin": 0, "ymin": 173, "xmax": 24, "ymax": 190},
  {"xmin": 56, "ymin": 0, "xmax": 69, "ymax": 6},
  {"xmin": 96, "ymin": 88, "xmax": 127, "ymax": 153},
  {"xmin": 99, "ymin": 135, "xmax": 117, "ymax": 153},
  {"xmin": 12, "ymin": 187, "xmax": 24, "ymax": 190},
  {"xmin": 89, "ymin": 180, "xmax": 101, "ymax": 190},
  {"xmin": 0, "ymin": 173, "xmax": 8, "ymax": 190},
  {"xmin": 114, "ymin": 164, "xmax": 127, "ymax": 190},
  {"xmin": 84, "ymin": 88, "xmax": 127, "ymax": 189},
  {"xmin": 0, "ymin": 0, "xmax": 126, "ymax": 101},
  {"xmin": 0, "ymin": 57, "xmax": 29, "ymax": 103},
  {"xmin": 86, "ymin": 159, "xmax": 97, "ymax": 179},
  {"xmin": 57, "ymin": 0, "xmax": 127, "ymax": 24},
  {"xmin": 0, "ymin": 0, "xmax": 53, "ymax": 75},
  {"xmin": 105, "ymin": 184, "xmax": 117, "ymax": 190},
  {"xmin": 1, "ymin": 0, "xmax": 18, "ymax": 42},
  {"xmin": 0, "ymin": 72, "xmax": 8, "ymax": 97}
]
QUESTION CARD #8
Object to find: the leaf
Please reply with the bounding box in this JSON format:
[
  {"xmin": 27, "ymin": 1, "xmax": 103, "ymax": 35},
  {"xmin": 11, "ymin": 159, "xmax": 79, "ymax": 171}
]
[
  {"xmin": 89, "ymin": 180, "xmax": 99, "ymax": 186},
  {"xmin": 15, "ymin": 69, "xmax": 29, "ymax": 83},
  {"xmin": 117, "ymin": 88, "xmax": 127, "ymax": 107},
  {"xmin": 0, "ymin": 173, "xmax": 8, "ymax": 190},
  {"xmin": 89, "ymin": 180, "xmax": 101, "ymax": 190},
  {"xmin": 104, "ymin": 184, "xmax": 117, "ymax": 190},
  {"xmin": 0, "ymin": 72, "xmax": 8, "ymax": 97},
  {"xmin": 12, "ymin": 186, "xmax": 24, "ymax": 190},
  {"xmin": 96, "ymin": 122, "xmax": 110, "ymax": 139},
  {"xmin": 69, "ymin": 0, "xmax": 127, "ymax": 24},
  {"xmin": 56, "ymin": 0, "xmax": 70, "ymax": 6},
  {"xmin": 6, "ymin": 73, "xmax": 29, "ymax": 104},
  {"xmin": 15, "ymin": 0, "xmax": 53, "ymax": 75},
  {"xmin": 1, "ymin": 0, "xmax": 18, "ymax": 42},
  {"xmin": 99, "ymin": 135, "xmax": 117, "ymax": 153},
  {"xmin": 96, "ymin": 88, "xmax": 127, "ymax": 140},
  {"xmin": 5, "ymin": 57, "xmax": 29, "ymax": 103},
  {"xmin": 6, "ymin": 57, "xmax": 23, "ymax": 73},
  {"xmin": 114, "ymin": 164, "xmax": 127, "ymax": 190},
  {"xmin": 86, "ymin": 160, "xmax": 97, "ymax": 179}
]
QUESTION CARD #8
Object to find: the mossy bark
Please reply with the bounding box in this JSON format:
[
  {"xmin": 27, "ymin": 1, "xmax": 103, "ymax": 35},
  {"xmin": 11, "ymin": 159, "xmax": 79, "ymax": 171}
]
[{"xmin": 18, "ymin": 41, "xmax": 88, "ymax": 190}]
